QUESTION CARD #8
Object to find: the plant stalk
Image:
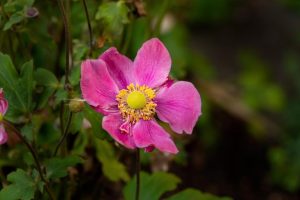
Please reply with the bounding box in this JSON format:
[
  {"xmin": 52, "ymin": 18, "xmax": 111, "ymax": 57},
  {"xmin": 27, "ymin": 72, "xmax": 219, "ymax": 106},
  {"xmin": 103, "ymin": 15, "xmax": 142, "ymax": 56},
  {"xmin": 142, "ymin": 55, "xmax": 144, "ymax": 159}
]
[
  {"xmin": 82, "ymin": 0, "xmax": 93, "ymax": 57},
  {"xmin": 3, "ymin": 120, "xmax": 55, "ymax": 200},
  {"xmin": 135, "ymin": 148, "xmax": 140, "ymax": 200}
]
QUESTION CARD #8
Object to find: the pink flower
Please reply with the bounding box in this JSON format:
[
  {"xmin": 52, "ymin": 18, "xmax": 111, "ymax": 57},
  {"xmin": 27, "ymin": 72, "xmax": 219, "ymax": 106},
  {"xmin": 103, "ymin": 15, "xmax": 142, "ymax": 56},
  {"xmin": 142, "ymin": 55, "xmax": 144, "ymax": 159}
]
[
  {"xmin": 80, "ymin": 38, "xmax": 201, "ymax": 154},
  {"xmin": 0, "ymin": 89, "xmax": 8, "ymax": 145}
]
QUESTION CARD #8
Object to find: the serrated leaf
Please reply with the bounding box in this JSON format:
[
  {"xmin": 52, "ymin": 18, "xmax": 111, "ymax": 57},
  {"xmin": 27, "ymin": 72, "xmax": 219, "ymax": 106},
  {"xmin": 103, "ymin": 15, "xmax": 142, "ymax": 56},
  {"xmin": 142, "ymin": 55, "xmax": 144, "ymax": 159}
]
[
  {"xmin": 44, "ymin": 155, "xmax": 82, "ymax": 179},
  {"xmin": 95, "ymin": 140, "xmax": 129, "ymax": 182},
  {"xmin": 34, "ymin": 68, "xmax": 58, "ymax": 108},
  {"xmin": 0, "ymin": 53, "xmax": 32, "ymax": 119},
  {"xmin": 123, "ymin": 171, "xmax": 181, "ymax": 200},
  {"xmin": 0, "ymin": 169, "xmax": 37, "ymax": 200},
  {"xmin": 167, "ymin": 188, "xmax": 233, "ymax": 200}
]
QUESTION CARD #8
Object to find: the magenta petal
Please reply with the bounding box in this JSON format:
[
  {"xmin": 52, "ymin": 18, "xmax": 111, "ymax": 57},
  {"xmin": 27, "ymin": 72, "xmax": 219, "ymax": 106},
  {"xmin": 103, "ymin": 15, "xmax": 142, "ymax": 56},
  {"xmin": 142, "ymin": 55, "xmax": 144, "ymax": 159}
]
[
  {"xmin": 132, "ymin": 120, "xmax": 178, "ymax": 154},
  {"xmin": 156, "ymin": 81, "xmax": 201, "ymax": 134},
  {"xmin": 0, "ymin": 125, "xmax": 7, "ymax": 145},
  {"xmin": 100, "ymin": 47, "xmax": 134, "ymax": 89},
  {"xmin": 80, "ymin": 59, "xmax": 119, "ymax": 115},
  {"xmin": 102, "ymin": 114, "xmax": 135, "ymax": 149},
  {"xmin": 133, "ymin": 38, "xmax": 171, "ymax": 88},
  {"xmin": 0, "ymin": 89, "xmax": 8, "ymax": 115}
]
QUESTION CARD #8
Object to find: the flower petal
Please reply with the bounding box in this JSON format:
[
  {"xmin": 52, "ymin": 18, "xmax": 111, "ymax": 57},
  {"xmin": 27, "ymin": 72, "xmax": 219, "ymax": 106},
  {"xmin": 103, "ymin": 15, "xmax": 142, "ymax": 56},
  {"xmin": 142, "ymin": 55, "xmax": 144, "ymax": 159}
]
[
  {"xmin": 133, "ymin": 38, "xmax": 171, "ymax": 88},
  {"xmin": 100, "ymin": 47, "xmax": 133, "ymax": 89},
  {"xmin": 80, "ymin": 59, "xmax": 119, "ymax": 115},
  {"xmin": 0, "ymin": 89, "xmax": 8, "ymax": 115},
  {"xmin": 102, "ymin": 114, "xmax": 135, "ymax": 149},
  {"xmin": 132, "ymin": 120, "xmax": 178, "ymax": 154},
  {"xmin": 155, "ymin": 81, "xmax": 201, "ymax": 134},
  {"xmin": 0, "ymin": 124, "xmax": 8, "ymax": 145}
]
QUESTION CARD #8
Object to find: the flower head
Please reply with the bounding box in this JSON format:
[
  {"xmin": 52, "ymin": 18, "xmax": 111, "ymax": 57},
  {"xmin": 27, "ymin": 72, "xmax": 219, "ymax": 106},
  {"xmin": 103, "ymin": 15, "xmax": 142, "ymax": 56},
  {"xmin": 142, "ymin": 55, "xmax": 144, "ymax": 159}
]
[
  {"xmin": 80, "ymin": 38, "xmax": 201, "ymax": 154},
  {"xmin": 0, "ymin": 89, "xmax": 8, "ymax": 145}
]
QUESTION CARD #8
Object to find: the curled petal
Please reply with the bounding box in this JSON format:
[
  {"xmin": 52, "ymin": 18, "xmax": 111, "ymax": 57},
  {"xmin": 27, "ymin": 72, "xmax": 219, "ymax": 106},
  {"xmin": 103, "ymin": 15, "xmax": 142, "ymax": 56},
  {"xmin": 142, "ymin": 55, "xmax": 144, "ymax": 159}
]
[
  {"xmin": 80, "ymin": 59, "xmax": 119, "ymax": 115},
  {"xmin": 132, "ymin": 120, "xmax": 178, "ymax": 154},
  {"xmin": 0, "ymin": 124, "xmax": 7, "ymax": 145},
  {"xmin": 0, "ymin": 89, "xmax": 8, "ymax": 115},
  {"xmin": 102, "ymin": 114, "xmax": 135, "ymax": 149},
  {"xmin": 133, "ymin": 38, "xmax": 171, "ymax": 88},
  {"xmin": 156, "ymin": 81, "xmax": 201, "ymax": 134}
]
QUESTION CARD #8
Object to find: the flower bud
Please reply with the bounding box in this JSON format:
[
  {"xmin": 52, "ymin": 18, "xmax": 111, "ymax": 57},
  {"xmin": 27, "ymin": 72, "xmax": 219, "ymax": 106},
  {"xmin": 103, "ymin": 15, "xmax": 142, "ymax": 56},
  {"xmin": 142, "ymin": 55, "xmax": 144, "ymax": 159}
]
[{"xmin": 69, "ymin": 99, "xmax": 84, "ymax": 113}]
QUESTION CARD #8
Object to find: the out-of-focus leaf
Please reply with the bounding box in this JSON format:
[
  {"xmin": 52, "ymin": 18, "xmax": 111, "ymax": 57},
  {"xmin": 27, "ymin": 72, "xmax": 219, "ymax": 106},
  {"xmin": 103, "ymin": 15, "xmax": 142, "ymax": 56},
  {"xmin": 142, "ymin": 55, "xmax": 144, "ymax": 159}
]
[
  {"xmin": 95, "ymin": 140, "xmax": 129, "ymax": 182},
  {"xmin": 3, "ymin": 12, "xmax": 24, "ymax": 31},
  {"xmin": 123, "ymin": 171, "xmax": 180, "ymax": 200},
  {"xmin": 34, "ymin": 68, "xmax": 59, "ymax": 108},
  {"xmin": 95, "ymin": 1, "xmax": 129, "ymax": 36},
  {"xmin": 44, "ymin": 156, "xmax": 82, "ymax": 179},
  {"xmin": 83, "ymin": 104, "xmax": 107, "ymax": 139},
  {"xmin": 21, "ymin": 123, "xmax": 33, "ymax": 142},
  {"xmin": 167, "ymin": 188, "xmax": 232, "ymax": 200},
  {"xmin": 0, "ymin": 169, "xmax": 38, "ymax": 200}
]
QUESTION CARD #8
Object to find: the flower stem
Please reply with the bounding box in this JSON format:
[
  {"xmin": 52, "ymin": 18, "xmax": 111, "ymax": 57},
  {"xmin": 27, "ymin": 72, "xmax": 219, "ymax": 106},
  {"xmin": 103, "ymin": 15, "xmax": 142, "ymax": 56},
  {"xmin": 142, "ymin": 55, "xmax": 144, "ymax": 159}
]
[
  {"xmin": 53, "ymin": 111, "xmax": 73, "ymax": 156},
  {"xmin": 82, "ymin": 0, "xmax": 93, "ymax": 57},
  {"xmin": 3, "ymin": 120, "xmax": 55, "ymax": 200},
  {"xmin": 56, "ymin": 0, "xmax": 72, "ymax": 88},
  {"xmin": 135, "ymin": 148, "xmax": 140, "ymax": 200}
]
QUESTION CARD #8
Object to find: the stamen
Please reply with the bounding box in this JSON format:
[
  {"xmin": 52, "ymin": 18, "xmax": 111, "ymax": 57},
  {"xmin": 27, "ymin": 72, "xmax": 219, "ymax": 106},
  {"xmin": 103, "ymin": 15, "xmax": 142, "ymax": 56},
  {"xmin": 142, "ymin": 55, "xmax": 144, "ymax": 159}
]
[{"xmin": 116, "ymin": 83, "xmax": 156, "ymax": 124}]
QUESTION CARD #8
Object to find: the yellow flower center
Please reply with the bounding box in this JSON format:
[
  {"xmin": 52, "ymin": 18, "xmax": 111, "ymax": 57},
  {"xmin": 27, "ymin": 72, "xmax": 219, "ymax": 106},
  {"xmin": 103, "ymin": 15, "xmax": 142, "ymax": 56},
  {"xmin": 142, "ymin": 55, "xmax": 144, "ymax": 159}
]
[
  {"xmin": 126, "ymin": 91, "xmax": 147, "ymax": 109},
  {"xmin": 116, "ymin": 83, "xmax": 156, "ymax": 123},
  {"xmin": 0, "ymin": 113, "xmax": 3, "ymax": 122}
]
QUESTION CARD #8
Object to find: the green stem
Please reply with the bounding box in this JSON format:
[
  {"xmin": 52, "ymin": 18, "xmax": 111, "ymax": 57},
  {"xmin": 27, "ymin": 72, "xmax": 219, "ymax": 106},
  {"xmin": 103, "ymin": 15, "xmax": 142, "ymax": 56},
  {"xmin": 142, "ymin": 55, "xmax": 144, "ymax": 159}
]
[
  {"xmin": 152, "ymin": 0, "xmax": 170, "ymax": 36},
  {"xmin": 82, "ymin": 0, "xmax": 93, "ymax": 57},
  {"xmin": 135, "ymin": 149, "xmax": 140, "ymax": 200},
  {"xmin": 3, "ymin": 121, "xmax": 55, "ymax": 200},
  {"xmin": 53, "ymin": 111, "xmax": 73, "ymax": 156},
  {"xmin": 56, "ymin": 0, "xmax": 72, "ymax": 88}
]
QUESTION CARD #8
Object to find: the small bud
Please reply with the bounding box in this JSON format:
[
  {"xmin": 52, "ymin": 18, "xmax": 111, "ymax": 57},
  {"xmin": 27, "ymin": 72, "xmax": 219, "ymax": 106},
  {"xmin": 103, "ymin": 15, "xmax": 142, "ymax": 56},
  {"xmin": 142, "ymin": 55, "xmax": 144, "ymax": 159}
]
[
  {"xmin": 25, "ymin": 7, "xmax": 39, "ymax": 18},
  {"xmin": 69, "ymin": 99, "xmax": 84, "ymax": 113}
]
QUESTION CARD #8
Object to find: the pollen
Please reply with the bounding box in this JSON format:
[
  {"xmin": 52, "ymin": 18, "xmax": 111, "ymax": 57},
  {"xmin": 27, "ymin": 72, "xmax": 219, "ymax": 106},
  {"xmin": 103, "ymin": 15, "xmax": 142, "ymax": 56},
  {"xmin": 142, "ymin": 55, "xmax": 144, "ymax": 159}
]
[{"xmin": 116, "ymin": 83, "xmax": 156, "ymax": 123}]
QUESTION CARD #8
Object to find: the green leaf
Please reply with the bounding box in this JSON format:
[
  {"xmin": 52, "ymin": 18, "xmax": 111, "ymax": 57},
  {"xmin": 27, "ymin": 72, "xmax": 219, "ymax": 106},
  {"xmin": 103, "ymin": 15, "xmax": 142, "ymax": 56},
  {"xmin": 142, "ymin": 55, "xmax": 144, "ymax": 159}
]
[
  {"xmin": 0, "ymin": 169, "xmax": 38, "ymax": 200},
  {"xmin": 19, "ymin": 60, "xmax": 34, "ymax": 111},
  {"xmin": 3, "ymin": 12, "xmax": 24, "ymax": 31},
  {"xmin": 167, "ymin": 188, "xmax": 233, "ymax": 200},
  {"xmin": 95, "ymin": 1, "xmax": 129, "ymax": 36},
  {"xmin": 83, "ymin": 104, "xmax": 107, "ymax": 139},
  {"xmin": 95, "ymin": 140, "xmax": 129, "ymax": 182},
  {"xmin": 123, "ymin": 171, "xmax": 181, "ymax": 200},
  {"xmin": 44, "ymin": 155, "xmax": 82, "ymax": 179},
  {"xmin": 34, "ymin": 68, "xmax": 59, "ymax": 108},
  {"xmin": 0, "ymin": 53, "xmax": 31, "ymax": 119}
]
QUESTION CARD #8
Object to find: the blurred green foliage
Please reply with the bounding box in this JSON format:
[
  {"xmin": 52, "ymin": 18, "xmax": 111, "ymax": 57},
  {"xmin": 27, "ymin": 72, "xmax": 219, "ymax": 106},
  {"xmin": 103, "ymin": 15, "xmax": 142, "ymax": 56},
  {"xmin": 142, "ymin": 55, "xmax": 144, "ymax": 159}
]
[{"xmin": 1, "ymin": 0, "xmax": 300, "ymax": 199}]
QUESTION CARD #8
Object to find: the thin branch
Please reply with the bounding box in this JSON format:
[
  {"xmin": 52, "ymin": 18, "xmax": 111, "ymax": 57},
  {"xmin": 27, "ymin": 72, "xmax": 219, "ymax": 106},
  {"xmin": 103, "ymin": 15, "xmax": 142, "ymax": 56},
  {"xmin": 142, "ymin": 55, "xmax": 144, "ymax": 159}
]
[
  {"xmin": 3, "ymin": 120, "xmax": 55, "ymax": 200},
  {"xmin": 56, "ymin": 0, "xmax": 72, "ymax": 88},
  {"xmin": 82, "ymin": 0, "xmax": 93, "ymax": 57},
  {"xmin": 53, "ymin": 111, "xmax": 73, "ymax": 156}
]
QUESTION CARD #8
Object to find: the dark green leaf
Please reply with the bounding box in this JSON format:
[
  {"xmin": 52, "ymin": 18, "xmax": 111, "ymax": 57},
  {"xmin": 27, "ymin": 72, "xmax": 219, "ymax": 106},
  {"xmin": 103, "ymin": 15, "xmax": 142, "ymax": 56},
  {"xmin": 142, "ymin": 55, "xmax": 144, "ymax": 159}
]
[{"xmin": 123, "ymin": 171, "xmax": 181, "ymax": 200}]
